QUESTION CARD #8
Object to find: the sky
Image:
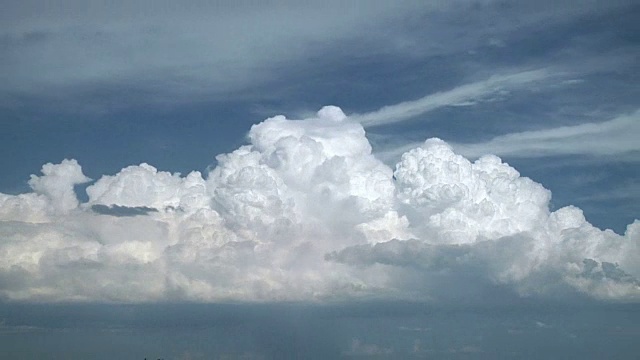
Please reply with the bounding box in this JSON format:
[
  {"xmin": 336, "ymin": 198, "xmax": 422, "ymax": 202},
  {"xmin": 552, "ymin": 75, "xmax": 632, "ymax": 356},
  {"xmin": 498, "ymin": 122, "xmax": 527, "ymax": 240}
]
[{"xmin": 0, "ymin": 0, "xmax": 639, "ymax": 358}]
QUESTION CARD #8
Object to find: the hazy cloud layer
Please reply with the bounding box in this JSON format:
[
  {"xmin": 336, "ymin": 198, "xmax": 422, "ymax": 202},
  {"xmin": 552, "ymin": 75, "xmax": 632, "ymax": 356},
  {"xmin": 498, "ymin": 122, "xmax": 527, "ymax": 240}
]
[
  {"xmin": 0, "ymin": 1, "xmax": 429, "ymax": 108},
  {"xmin": 2, "ymin": 0, "xmax": 634, "ymax": 111},
  {"xmin": 0, "ymin": 107, "xmax": 637, "ymax": 303}
]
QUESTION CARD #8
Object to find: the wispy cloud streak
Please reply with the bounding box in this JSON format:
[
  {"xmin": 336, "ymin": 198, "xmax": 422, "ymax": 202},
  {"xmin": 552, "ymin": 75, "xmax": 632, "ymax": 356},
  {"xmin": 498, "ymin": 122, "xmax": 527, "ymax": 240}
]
[
  {"xmin": 352, "ymin": 69, "xmax": 553, "ymax": 127},
  {"xmin": 373, "ymin": 110, "xmax": 640, "ymax": 164},
  {"xmin": 454, "ymin": 110, "xmax": 640, "ymax": 159}
]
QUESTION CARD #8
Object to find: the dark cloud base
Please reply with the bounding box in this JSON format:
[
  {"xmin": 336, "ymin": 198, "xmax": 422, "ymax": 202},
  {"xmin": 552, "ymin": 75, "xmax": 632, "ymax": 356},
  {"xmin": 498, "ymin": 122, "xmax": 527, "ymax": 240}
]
[
  {"xmin": 91, "ymin": 204, "xmax": 158, "ymax": 217},
  {"xmin": 1, "ymin": 301, "xmax": 639, "ymax": 359}
]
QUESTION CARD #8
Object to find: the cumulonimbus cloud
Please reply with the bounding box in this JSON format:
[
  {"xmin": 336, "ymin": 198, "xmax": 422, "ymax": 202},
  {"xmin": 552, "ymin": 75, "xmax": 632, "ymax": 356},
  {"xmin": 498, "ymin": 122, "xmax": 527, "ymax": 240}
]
[{"xmin": 0, "ymin": 106, "xmax": 638, "ymax": 303}]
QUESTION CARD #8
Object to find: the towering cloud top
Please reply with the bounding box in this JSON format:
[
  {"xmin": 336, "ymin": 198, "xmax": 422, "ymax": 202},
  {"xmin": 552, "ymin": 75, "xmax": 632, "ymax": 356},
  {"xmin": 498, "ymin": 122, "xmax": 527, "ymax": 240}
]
[{"xmin": 0, "ymin": 107, "xmax": 638, "ymax": 303}]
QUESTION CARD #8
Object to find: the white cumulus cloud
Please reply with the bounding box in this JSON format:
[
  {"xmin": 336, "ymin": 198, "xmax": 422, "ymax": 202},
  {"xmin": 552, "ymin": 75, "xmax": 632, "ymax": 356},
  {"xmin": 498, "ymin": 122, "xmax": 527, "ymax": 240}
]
[{"xmin": 0, "ymin": 106, "xmax": 638, "ymax": 303}]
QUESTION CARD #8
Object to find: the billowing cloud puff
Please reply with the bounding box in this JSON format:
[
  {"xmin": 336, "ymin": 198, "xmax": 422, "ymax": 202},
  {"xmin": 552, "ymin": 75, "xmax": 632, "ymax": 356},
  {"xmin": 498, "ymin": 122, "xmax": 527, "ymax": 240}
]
[
  {"xmin": 395, "ymin": 139, "xmax": 551, "ymax": 244},
  {"xmin": 0, "ymin": 106, "xmax": 638, "ymax": 303},
  {"xmin": 0, "ymin": 159, "xmax": 90, "ymax": 222},
  {"xmin": 87, "ymin": 163, "xmax": 207, "ymax": 211}
]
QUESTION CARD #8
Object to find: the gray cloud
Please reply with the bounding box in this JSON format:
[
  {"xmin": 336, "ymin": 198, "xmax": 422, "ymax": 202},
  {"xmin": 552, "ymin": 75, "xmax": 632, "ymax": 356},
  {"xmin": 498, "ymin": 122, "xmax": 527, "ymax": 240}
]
[
  {"xmin": 90, "ymin": 204, "xmax": 158, "ymax": 217},
  {"xmin": 325, "ymin": 239, "xmax": 471, "ymax": 271}
]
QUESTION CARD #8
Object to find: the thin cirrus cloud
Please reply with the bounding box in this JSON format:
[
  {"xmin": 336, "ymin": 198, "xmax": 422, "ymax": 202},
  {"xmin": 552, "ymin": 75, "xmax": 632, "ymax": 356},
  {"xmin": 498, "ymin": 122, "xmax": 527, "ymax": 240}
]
[
  {"xmin": 371, "ymin": 109, "xmax": 640, "ymax": 163},
  {"xmin": 352, "ymin": 68, "xmax": 554, "ymax": 127},
  {"xmin": 0, "ymin": 106, "xmax": 637, "ymax": 303},
  {"xmin": 453, "ymin": 110, "xmax": 640, "ymax": 158}
]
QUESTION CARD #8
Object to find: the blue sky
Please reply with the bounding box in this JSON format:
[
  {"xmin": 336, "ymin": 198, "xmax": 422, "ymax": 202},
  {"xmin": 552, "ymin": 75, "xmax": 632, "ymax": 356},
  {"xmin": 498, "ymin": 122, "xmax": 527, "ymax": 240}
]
[
  {"xmin": 1, "ymin": 1, "xmax": 638, "ymax": 232},
  {"xmin": 0, "ymin": 1, "xmax": 639, "ymax": 358}
]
